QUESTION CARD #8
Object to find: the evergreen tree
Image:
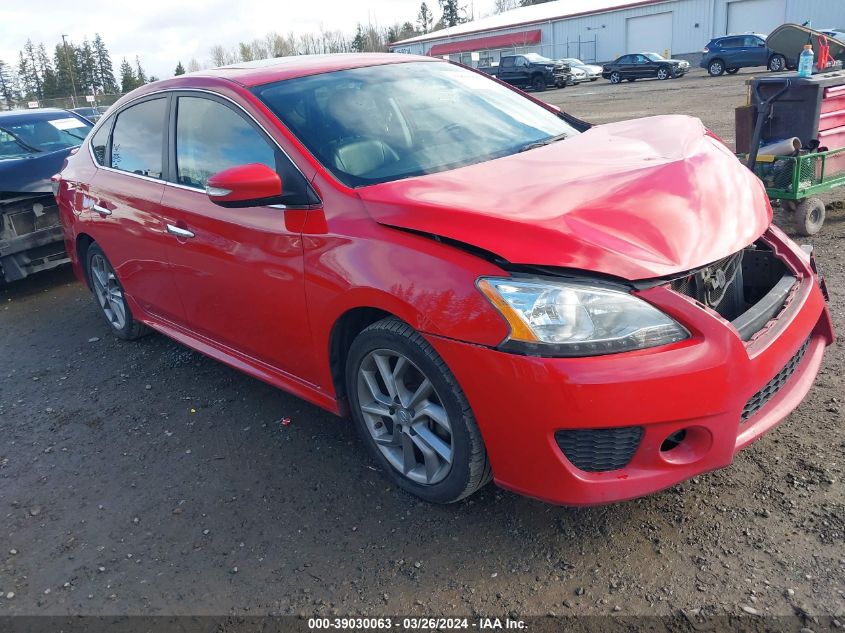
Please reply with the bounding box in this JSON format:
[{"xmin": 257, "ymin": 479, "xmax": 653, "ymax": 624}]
[
  {"xmin": 18, "ymin": 52, "xmax": 34, "ymax": 100},
  {"xmin": 119, "ymin": 57, "xmax": 136, "ymax": 93},
  {"xmin": 351, "ymin": 25, "xmax": 367, "ymax": 52},
  {"xmin": 22, "ymin": 39, "xmax": 43, "ymax": 99},
  {"xmin": 78, "ymin": 39, "xmax": 98, "ymax": 92},
  {"xmin": 174, "ymin": 61, "xmax": 186, "ymax": 76},
  {"xmin": 438, "ymin": 0, "xmax": 464, "ymax": 27},
  {"xmin": 0, "ymin": 60, "xmax": 16, "ymax": 109},
  {"xmin": 53, "ymin": 43, "xmax": 78, "ymax": 100},
  {"xmin": 417, "ymin": 2, "xmax": 433, "ymax": 34},
  {"xmin": 135, "ymin": 56, "xmax": 147, "ymax": 85},
  {"xmin": 93, "ymin": 34, "xmax": 117, "ymax": 93}
]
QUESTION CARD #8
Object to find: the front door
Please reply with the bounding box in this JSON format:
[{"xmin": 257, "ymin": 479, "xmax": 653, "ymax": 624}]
[
  {"xmin": 158, "ymin": 93, "xmax": 321, "ymax": 383},
  {"xmin": 87, "ymin": 96, "xmax": 185, "ymax": 324}
]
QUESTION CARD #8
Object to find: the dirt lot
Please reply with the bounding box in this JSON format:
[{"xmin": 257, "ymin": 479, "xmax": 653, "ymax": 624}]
[{"xmin": 1, "ymin": 68, "xmax": 844, "ymax": 621}]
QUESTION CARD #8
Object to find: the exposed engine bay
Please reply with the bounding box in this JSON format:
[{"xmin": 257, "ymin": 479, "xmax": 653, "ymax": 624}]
[
  {"xmin": 668, "ymin": 240, "xmax": 796, "ymax": 341},
  {"xmin": 0, "ymin": 192, "xmax": 69, "ymax": 283}
]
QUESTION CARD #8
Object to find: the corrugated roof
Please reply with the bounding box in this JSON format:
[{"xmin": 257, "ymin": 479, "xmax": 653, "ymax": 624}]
[{"xmin": 390, "ymin": 0, "xmax": 667, "ymax": 47}]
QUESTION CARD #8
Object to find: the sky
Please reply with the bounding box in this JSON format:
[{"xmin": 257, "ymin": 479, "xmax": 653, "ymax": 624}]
[{"xmin": 1, "ymin": 0, "xmax": 498, "ymax": 81}]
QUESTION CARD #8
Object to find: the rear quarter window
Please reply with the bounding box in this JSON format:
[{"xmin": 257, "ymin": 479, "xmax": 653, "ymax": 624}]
[{"xmin": 110, "ymin": 98, "xmax": 166, "ymax": 179}]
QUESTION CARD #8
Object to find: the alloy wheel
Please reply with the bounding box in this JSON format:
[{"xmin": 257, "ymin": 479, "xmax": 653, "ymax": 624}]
[
  {"xmin": 657, "ymin": 67, "xmax": 670, "ymax": 80},
  {"xmin": 610, "ymin": 72, "xmax": 621, "ymax": 84},
  {"xmin": 356, "ymin": 349, "xmax": 453, "ymax": 485},
  {"xmin": 709, "ymin": 61, "xmax": 723, "ymax": 76},
  {"xmin": 90, "ymin": 253, "xmax": 126, "ymax": 330}
]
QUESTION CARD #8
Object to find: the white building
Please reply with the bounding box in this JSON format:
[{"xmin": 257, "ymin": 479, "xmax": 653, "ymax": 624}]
[{"xmin": 389, "ymin": 0, "xmax": 845, "ymax": 66}]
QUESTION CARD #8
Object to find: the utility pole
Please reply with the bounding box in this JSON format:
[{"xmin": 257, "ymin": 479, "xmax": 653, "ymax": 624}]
[{"xmin": 61, "ymin": 34, "xmax": 78, "ymax": 108}]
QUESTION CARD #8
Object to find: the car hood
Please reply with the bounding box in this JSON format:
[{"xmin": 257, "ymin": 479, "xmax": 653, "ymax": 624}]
[
  {"xmin": 358, "ymin": 115, "xmax": 771, "ymax": 280},
  {"xmin": 0, "ymin": 147, "xmax": 75, "ymax": 194}
]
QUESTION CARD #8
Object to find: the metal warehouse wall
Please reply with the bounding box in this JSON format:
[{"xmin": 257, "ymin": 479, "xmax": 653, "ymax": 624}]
[{"xmin": 393, "ymin": 0, "xmax": 844, "ymax": 63}]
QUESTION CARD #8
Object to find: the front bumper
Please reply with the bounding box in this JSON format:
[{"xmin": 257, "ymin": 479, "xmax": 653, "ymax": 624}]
[
  {"xmin": 425, "ymin": 236, "xmax": 833, "ymax": 506},
  {"xmin": 0, "ymin": 224, "xmax": 69, "ymax": 282}
]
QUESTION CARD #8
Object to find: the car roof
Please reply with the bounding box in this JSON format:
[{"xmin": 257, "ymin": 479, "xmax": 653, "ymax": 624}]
[
  {"xmin": 173, "ymin": 53, "xmax": 438, "ymax": 88},
  {"xmin": 0, "ymin": 107, "xmax": 85, "ymax": 121}
]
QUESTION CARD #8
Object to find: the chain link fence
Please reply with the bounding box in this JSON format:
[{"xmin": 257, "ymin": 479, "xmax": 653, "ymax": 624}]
[{"xmin": 5, "ymin": 93, "xmax": 127, "ymax": 112}]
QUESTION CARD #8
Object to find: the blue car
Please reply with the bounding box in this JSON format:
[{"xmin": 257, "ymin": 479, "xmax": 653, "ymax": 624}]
[
  {"xmin": 700, "ymin": 34, "xmax": 794, "ymax": 76},
  {"xmin": 0, "ymin": 108, "xmax": 92, "ymax": 282}
]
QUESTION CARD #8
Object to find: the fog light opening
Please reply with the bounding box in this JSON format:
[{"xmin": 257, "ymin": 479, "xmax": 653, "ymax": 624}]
[{"xmin": 660, "ymin": 429, "xmax": 687, "ymax": 453}]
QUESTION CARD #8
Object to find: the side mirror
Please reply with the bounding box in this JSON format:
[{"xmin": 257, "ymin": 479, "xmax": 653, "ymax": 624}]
[{"xmin": 206, "ymin": 163, "xmax": 282, "ymax": 208}]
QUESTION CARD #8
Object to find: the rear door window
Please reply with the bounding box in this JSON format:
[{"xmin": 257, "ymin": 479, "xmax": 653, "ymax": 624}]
[{"xmin": 111, "ymin": 98, "xmax": 166, "ymax": 178}]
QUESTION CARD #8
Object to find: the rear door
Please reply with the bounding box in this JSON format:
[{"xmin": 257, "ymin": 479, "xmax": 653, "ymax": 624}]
[
  {"xmin": 86, "ymin": 96, "xmax": 185, "ymax": 323},
  {"xmin": 157, "ymin": 92, "xmax": 320, "ymax": 383}
]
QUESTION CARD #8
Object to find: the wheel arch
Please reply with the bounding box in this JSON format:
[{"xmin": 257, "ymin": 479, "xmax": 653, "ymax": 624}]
[{"xmin": 76, "ymin": 232, "xmax": 96, "ymax": 289}]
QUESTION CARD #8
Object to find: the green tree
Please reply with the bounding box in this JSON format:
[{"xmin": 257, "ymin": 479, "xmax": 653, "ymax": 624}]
[
  {"xmin": 17, "ymin": 52, "xmax": 35, "ymax": 100},
  {"xmin": 37, "ymin": 44, "xmax": 61, "ymax": 99},
  {"xmin": 134, "ymin": 56, "xmax": 147, "ymax": 85},
  {"xmin": 78, "ymin": 39, "xmax": 98, "ymax": 92},
  {"xmin": 174, "ymin": 61, "xmax": 185, "ymax": 76},
  {"xmin": 22, "ymin": 39, "xmax": 43, "ymax": 99},
  {"xmin": 119, "ymin": 57, "xmax": 136, "ymax": 92},
  {"xmin": 93, "ymin": 34, "xmax": 118, "ymax": 93},
  {"xmin": 0, "ymin": 60, "xmax": 17, "ymax": 109},
  {"xmin": 438, "ymin": 0, "xmax": 464, "ymax": 27},
  {"xmin": 52, "ymin": 42, "xmax": 77, "ymax": 99},
  {"xmin": 417, "ymin": 2, "xmax": 433, "ymax": 33}
]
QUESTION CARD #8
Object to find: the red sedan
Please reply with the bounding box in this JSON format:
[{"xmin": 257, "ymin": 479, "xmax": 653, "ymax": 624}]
[{"xmin": 55, "ymin": 53, "xmax": 834, "ymax": 505}]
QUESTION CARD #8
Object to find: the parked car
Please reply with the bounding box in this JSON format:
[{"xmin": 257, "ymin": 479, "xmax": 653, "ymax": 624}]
[
  {"xmin": 560, "ymin": 57, "xmax": 602, "ymax": 81},
  {"xmin": 1, "ymin": 108, "xmax": 92, "ymax": 282},
  {"xmin": 700, "ymin": 33, "xmax": 795, "ymax": 76},
  {"xmin": 602, "ymin": 52, "xmax": 690, "ymax": 83},
  {"xmin": 568, "ymin": 66, "xmax": 590, "ymax": 84},
  {"xmin": 819, "ymin": 28, "xmax": 845, "ymax": 42},
  {"xmin": 56, "ymin": 54, "xmax": 833, "ymax": 506},
  {"xmin": 70, "ymin": 106, "xmax": 103, "ymax": 122},
  {"xmin": 479, "ymin": 53, "xmax": 571, "ymax": 90}
]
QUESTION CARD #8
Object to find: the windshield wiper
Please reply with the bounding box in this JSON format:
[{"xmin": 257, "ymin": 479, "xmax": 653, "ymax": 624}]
[
  {"xmin": 0, "ymin": 126, "xmax": 42, "ymax": 153},
  {"xmin": 518, "ymin": 132, "xmax": 570, "ymax": 153}
]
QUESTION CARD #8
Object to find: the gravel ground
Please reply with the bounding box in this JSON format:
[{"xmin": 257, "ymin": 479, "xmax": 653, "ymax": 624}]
[{"xmin": 1, "ymin": 68, "xmax": 844, "ymax": 621}]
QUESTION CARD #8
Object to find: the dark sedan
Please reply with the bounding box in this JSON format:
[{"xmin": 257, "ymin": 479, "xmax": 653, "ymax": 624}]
[
  {"xmin": 602, "ymin": 52, "xmax": 690, "ymax": 84},
  {"xmin": 0, "ymin": 108, "xmax": 92, "ymax": 282}
]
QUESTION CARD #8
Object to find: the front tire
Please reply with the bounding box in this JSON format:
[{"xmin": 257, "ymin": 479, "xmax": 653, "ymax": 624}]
[
  {"xmin": 769, "ymin": 54, "xmax": 786, "ymax": 72},
  {"xmin": 708, "ymin": 59, "xmax": 725, "ymax": 76},
  {"xmin": 656, "ymin": 66, "xmax": 672, "ymax": 80},
  {"xmin": 346, "ymin": 318, "xmax": 491, "ymax": 504},
  {"xmin": 86, "ymin": 243, "xmax": 148, "ymax": 340}
]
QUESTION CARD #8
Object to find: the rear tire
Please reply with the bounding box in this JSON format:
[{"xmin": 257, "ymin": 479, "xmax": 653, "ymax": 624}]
[
  {"xmin": 86, "ymin": 243, "xmax": 148, "ymax": 340},
  {"xmin": 768, "ymin": 54, "xmax": 786, "ymax": 72},
  {"xmin": 794, "ymin": 198, "xmax": 826, "ymax": 236},
  {"xmin": 609, "ymin": 71, "xmax": 621, "ymax": 84},
  {"xmin": 346, "ymin": 317, "xmax": 491, "ymax": 504},
  {"xmin": 726, "ymin": 67, "xmax": 740, "ymax": 74},
  {"xmin": 708, "ymin": 59, "xmax": 725, "ymax": 76},
  {"xmin": 531, "ymin": 74, "xmax": 546, "ymax": 91}
]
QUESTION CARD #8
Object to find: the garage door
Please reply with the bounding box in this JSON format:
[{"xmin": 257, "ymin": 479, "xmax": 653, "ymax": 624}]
[
  {"xmin": 626, "ymin": 12, "xmax": 674, "ymax": 57},
  {"xmin": 727, "ymin": 0, "xmax": 787, "ymax": 36}
]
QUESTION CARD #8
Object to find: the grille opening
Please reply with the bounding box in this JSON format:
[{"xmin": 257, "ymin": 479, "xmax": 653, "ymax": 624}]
[
  {"xmin": 668, "ymin": 240, "xmax": 794, "ymax": 340},
  {"xmin": 742, "ymin": 337, "xmax": 811, "ymax": 422},
  {"xmin": 660, "ymin": 429, "xmax": 687, "ymax": 452},
  {"xmin": 554, "ymin": 427, "xmax": 644, "ymax": 472}
]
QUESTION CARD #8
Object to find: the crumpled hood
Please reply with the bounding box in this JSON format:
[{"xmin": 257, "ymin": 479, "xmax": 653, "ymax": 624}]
[
  {"xmin": 0, "ymin": 148, "xmax": 73, "ymax": 194},
  {"xmin": 358, "ymin": 115, "xmax": 771, "ymax": 280}
]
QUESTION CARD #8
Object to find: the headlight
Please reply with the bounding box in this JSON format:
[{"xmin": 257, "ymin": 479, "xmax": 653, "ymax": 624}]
[{"xmin": 478, "ymin": 277, "xmax": 688, "ymax": 357}]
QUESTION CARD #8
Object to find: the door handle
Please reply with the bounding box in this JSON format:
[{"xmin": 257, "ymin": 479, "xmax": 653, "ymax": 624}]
[
  {"xmin": 92, "ymin": 203, "xmax": 112, "ymax": 216},
  {"xmin": 166, "ymin": 224, "xmax": 195, "ymax": 239}
]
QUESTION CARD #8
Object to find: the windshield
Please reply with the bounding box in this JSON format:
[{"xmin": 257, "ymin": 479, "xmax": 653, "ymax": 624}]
[
  {"xmin": 255, "ymin": 61, "xmax": 577, "ymax": 187},
  {"xmin": 644, "ymin": 53, "xmax": 666, "ymax": 61},
  {"xmin": 0, "ymin": 115, "xmax": 92, "ymax": 157},
  {"xmin": 523, "ymin": 53, "xmax": 553, "ymax": 64}
]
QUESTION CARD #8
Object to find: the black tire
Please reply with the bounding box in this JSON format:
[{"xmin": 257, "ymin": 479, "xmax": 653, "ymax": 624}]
[
  {"xmin": 626, "ymin": 78, "xmax": 636, "ymax": 82},
  {"xmin": 346, "ymin": 317, "xmax": 491, "ymax": 504},
  {"xmin": 726, "ymin": 68, "xmax": 740, "ymax": 74},
  {"xmin": 708, "ymin": 59, "xmax": 725, "ymax": 76},
  {"xmin": 609, "ymin": 71, "xmax": 621, "ymax": 84},
  {"xmin": 656, "ymin": 66, "xmax": 672, "ymax": 80},
  {"xmin": 794, "ymin": 198, "xmax": 826, "ymax": 236},
  {"xmin": 85, "ymin": 243, "xmax": 148, "ymax": 340},
  {"xmin": 530, "ymin": 74, "xmax": 546, "ymax": 92},
  {"xmin": 768, "ymin": 54, "xmax": 786, "ymax": 72}
]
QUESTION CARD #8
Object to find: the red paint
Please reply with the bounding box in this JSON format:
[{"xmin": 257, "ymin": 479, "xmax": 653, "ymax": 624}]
[
  {"xmin": 205, "ymin": 163, "xmax": 282, "ymax": 205},
  {"xmin": 56, "ymin": 54, "xmax": 834, "ymax": 505},
  {"xmin": 428, "ymin": 30, "xmax": 541, "ymax": 56}
]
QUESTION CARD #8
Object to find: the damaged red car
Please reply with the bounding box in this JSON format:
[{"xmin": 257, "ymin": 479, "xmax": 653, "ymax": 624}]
[{"xmin": 55, "ymin": 54, "xmax": 834, "ymax": 505}]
